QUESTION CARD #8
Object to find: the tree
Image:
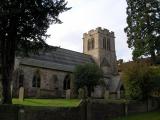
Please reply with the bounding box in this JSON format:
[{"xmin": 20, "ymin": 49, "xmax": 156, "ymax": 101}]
[
  {"xmin": 124, "ymin": 0, "xmax": 160, "ymax": 62},
  {"xmin": 122, "ymin": 62, "xmax": 154, "ymax": 100},
  {"xmin": 0, "ymin": 0, "xmax": 70, "ymax": 104},
  {"xmin": 74, "ymin": 63, "xmax": 103, "ymax": 97}
]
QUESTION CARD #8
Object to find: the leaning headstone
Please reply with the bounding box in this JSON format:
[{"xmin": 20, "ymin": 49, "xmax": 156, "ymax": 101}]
[
  {"xmin": 19, "ymin": 87, "xmax": 24, "ymax": 101},
  {"xmin": 104, "ymin": 90, "xmax": 109, "ymax": 100},
  {"xmin": 66, "ymin": 89, "xmax": 71, "ymax": 99}
]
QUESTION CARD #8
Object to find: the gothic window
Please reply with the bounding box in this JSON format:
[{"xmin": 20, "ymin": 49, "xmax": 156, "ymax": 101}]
[
  {"xmin": 103, "ymin": 37, "xmax": 106, "ymax": 49},
  {"xmin": 107, "ymin": 38, "xmax": 111, "ymax": 50},
  {"xmin": 32, "ymin": 70, "xmax": 41, "ymax": 88},
  {"xmin": 87, "ymin": 39, "xmax": 90, "ymax": 50},
  {"xmin": 63, "ymin": 74, "xmax": 71, "ymax": 90},
  {"xmin": 88, "ymin": 38, "xmax": 94, "ymax": 50},
  {"xmin": 91, "ymin": 38, "xmax": 95, "ymax": 49},
  {"xmin": 53, "ymin": 75, "xmax": 58, "ymax": 89}
]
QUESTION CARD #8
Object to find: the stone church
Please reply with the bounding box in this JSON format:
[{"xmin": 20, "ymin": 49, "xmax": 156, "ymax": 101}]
[{"xmin": 12, "ymin": 27, "xmax": 122, "ymax": 98}]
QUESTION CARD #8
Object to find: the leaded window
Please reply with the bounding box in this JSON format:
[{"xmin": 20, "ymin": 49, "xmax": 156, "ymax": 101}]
[{"xmin": 32, "ymin": 70, "xmax": 41, "ymax": 88}]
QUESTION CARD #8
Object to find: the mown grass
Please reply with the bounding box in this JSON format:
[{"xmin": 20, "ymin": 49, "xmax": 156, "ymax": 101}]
[
  {"xmin": 112, "ymin": 111, "xmax": 160, "ymax": 120},
  {"xmin": 12, "ymin": 98, "xmax": 81, "ymax": 107}
]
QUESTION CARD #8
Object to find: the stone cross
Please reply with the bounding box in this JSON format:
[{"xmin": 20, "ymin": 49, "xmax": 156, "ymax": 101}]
[{"xmin": 19, "ymin": 87, "xmax": 24, "ymax": 101}]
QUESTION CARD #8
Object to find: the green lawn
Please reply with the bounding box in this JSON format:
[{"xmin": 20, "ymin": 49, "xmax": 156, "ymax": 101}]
[
  {"xmin": 12, "ymin": 98, "xmax": 81, "ymax": 107},
  {"xmin": 112, "ymin": 111, "xmax": 160, "ymax": 120}
]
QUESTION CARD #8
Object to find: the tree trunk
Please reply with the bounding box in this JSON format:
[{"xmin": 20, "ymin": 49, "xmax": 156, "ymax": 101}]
[
  {"xmin": 1, "ymin": 17, "xmax": 17, "ymax": 104},
  {"xmin": 1, "ymin": 68, "xmax": 13, "ymax": 104},
  {"xmin": 1, "ymin": 37, "xmax": 16, "ymax": 104}
]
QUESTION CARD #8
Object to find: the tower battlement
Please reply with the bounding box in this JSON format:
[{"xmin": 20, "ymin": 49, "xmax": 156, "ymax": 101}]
[{"xmin": 83, "ymin": 27, "xmax": 115, "ymax": 38}]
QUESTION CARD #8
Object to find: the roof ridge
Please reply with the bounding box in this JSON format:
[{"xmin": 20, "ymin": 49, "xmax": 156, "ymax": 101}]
[{"xmin": 55, "ymin": 47, "xmax": 92, "ymax": 57}]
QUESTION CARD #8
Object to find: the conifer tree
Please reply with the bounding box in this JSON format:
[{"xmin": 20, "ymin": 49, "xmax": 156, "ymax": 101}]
[
  {"xmin": 125, "ymin": 0, "xmax": 160, "ymax": 61},
  {"xmin": 0, "ymin": 0, "xmax": 70, "ymax": 104}
]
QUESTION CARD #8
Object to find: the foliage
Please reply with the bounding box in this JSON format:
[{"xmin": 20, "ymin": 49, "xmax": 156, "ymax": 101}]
[
  {"xmin": 124, "ymin": 0, "xmax": 160, "ymax": 61},
  {"xmin": 150, "ymin": 66, "xmax": 160, "ymax": 87},
  {"xmin": 0, "ymin": 0, "xmax": 70, "ymax": 104},
  {"xmin": 12, "ymin": 99, "xmax": 80, "ymax": 107},
  {"xmin": 74, "ymin": 63, "xmax": 103, "ymax": 97},
  {"xmin": 122, "ymin": 62, "xmax": 158, "ymax": 100}
]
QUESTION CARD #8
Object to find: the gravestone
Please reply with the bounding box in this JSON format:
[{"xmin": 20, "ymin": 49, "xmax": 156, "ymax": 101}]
[
  {"xmin": 19, "ymin": 87, "xmax": 24, "ymax": 101},
  {"xmin": 66, "ymin": 89, "xmax": 71, "ymax": 99},
  {"xmin": 78, "ymin": 88, "xmax": 85, "ymax": 99},
  {"xmin": 104, "ymin": 90, "xmax": 109, "ymax": 100}
]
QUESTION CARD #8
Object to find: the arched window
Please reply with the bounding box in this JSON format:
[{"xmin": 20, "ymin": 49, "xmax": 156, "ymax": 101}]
[
  {"xmin": 87, "ymin": 40, "xmax": 90, "ymax": 50},
  {"xmin": 53, "ymin": 75, "xmax": 58, "ymax": 89},
  {"xmin": 32, "ymin": 70, "xmax": 41, "ymax": 88},
  {"xmin": 88, "ymin": 38, "xmax": 94, "ymax": 50},
  {"xmin": 103, "ymin": 37, "xmax": 106, "ymax": 49},
  {"xmin": 91, "ymin": 38, "xmax": 94, "ymax": 49},
  {"xmin": 107, "ymin": 38, "xmax": 110, "ymax": 50},
  {"xmin": 63, "ymin": 74, "xmax": 71, "ymax": 90}
]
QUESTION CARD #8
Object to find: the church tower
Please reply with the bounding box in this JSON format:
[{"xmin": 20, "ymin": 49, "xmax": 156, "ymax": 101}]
[{"xmin": 83, "ymin": 27, "xmax": 118, "ymax": 77}]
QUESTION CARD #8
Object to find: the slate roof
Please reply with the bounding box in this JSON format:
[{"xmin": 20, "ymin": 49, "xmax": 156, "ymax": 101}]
[{"xmin": 18, "ymin": 47, "xmax": 94, "ymax": 72}]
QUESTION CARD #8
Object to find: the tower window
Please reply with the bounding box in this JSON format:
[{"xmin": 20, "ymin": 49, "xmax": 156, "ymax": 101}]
[
  {"xmin": 88, "ymin": 38, "xmax": 94, "ymax": 50},
  {"xmin": 107, "ymin": 38, "xmax": 111, "ymax": 50},
  {"xmin": 103, "ymin": 37, "xmax": 106, "ymax": 49}
]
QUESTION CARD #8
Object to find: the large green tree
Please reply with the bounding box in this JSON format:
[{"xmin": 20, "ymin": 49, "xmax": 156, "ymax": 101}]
[
  {"xmin": 122, "ymin": 62, "xmax": 156, "ymax": 100},
  {"xmin": 0, "ymin": 0, "xmax": 70, "ymax": 104},
  {"xmin": 124, "ymin": 0, "xmax": 160, "ymax": 61},
  {"xmin": 74, "ymin": 63, "xmax": 103, "ymax": 97}
]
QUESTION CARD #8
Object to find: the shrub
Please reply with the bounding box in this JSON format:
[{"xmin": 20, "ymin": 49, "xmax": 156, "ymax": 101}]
[{"xmin": 122, "ymin": 62, "xmax": 159, "ymax": 100}]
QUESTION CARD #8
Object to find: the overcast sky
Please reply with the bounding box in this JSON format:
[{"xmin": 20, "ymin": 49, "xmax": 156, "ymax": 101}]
[{"xmin": 46, "ymin": 0, "xmax": 132, "ymax": 62}]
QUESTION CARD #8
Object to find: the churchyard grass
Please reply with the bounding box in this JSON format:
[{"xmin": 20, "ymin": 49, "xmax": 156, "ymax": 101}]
[
  {"xmin": 12, "ymin": 98, "xmax": 80, "ymax": 107},
  {"xmin": 112, "ymin": 111, "xmax": 160, "ymax": 120}
]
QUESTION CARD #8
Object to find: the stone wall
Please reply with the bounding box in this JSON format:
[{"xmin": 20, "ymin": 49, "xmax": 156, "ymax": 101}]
[
  {"xmin": 0, "ymin": 99, "xmax": 159, "ymax": 120},
  {"xmin": 0, "ymin": 105, "xmax": 18, "ymax": 120},
  {"xmin": 127, "ymin": 99, "xmax": 159, "ymax": 114},
  {"xmin": 0, "ymin": 105, "xmax": 85, "ymax": 120},
  {"xmin": 87, "ymin": 102, "xmax": 124, "ymax": 120},
  {"xmin": 13, "ymin": 64, "xmax": 75, "ymax": 98},
  {"xmin": 22, "ymin": 106, "xmax": 84, "ymax": 120},
  {"xmin": 86, "ymin": 99, "xmax": 159, "ymax": 120}
]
